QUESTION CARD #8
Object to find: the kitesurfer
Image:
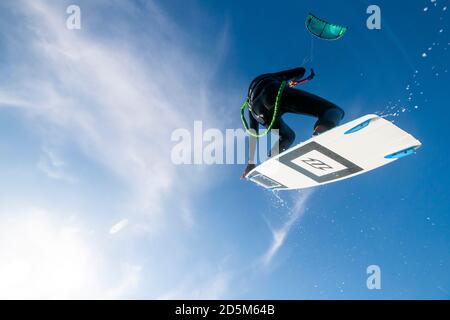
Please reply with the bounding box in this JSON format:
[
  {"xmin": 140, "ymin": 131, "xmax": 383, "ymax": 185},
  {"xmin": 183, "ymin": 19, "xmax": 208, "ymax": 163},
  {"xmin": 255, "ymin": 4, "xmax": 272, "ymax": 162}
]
[{"xmin": 241, "ymin": 67, "xmax": 345, "ymax": 178}]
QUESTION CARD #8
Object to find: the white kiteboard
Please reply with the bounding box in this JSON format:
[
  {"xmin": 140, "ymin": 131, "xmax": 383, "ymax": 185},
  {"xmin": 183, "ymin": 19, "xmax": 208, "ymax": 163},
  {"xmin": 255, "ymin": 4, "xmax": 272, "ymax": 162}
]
[{"xmin": 246, "ymin": 114, "xmax": 422, "ymax": 190}]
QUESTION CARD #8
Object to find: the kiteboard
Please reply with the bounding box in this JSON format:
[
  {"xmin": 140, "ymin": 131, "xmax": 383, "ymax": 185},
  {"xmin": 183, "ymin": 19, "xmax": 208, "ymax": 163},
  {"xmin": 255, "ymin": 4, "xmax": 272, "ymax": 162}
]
[{"xmin": 246, "ymin": 114, "xmax": 422, "ymax": 190}]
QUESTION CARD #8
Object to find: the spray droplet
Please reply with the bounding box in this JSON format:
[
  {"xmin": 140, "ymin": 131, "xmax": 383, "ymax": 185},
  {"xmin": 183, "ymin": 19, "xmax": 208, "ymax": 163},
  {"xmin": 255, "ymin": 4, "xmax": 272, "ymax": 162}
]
[{"xmin": 422, "ymin": 52, "xmax": 428, "ymax": 58}]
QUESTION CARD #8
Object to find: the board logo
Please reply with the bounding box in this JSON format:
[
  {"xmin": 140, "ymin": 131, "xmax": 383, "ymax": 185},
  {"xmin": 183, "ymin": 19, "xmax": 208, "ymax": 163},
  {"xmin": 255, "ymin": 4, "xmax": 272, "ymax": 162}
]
[
  {"xmin": 278, "ymin": 141, "xmax": 363, "ymax": 183},
  {"xmin": 301, "ymin": 158, "xmax": 333, "ymax": 171}
]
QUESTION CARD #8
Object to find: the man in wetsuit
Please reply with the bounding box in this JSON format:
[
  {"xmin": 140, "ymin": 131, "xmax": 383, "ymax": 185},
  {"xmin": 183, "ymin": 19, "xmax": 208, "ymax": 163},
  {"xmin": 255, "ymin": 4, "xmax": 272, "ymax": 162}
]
[{"xmin": 241, "ymin": 67, "xmax": 345, "ymax": 178}]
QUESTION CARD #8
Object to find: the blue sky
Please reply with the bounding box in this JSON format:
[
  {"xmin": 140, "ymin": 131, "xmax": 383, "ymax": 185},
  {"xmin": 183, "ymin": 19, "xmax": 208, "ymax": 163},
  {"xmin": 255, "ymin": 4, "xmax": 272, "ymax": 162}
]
[{"xmin": 0, "ymin": 0, "xmax": 448, "ymax": 299}]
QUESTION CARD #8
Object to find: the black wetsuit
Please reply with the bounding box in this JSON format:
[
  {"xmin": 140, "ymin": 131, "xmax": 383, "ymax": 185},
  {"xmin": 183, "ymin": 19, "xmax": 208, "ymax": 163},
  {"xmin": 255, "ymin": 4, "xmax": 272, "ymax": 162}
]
[{"xmin": 247, "ymin": 67, "xmax": 345, "ymax": 152}]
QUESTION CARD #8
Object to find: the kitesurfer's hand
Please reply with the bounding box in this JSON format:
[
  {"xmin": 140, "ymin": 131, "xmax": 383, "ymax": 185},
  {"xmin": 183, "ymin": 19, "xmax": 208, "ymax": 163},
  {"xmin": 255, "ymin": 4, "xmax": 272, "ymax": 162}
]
[
  {"xmin": 241, "ymin": 163, "xmax": 256, "ymax": 179},
  {"xmin": 288, "ymin": 68, "xmax": 316, "ymax": 87},
  {"xmin": 288, "ymin": 80, "xmax": 299, "ymax": 88}
]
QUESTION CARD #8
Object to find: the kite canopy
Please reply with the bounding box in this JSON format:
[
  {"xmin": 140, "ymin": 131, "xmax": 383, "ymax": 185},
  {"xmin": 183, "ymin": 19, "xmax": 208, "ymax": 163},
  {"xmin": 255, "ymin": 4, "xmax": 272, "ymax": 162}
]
[{"xmin": 306, "ymin": 13, "xmax": 347, "ymax": 40}]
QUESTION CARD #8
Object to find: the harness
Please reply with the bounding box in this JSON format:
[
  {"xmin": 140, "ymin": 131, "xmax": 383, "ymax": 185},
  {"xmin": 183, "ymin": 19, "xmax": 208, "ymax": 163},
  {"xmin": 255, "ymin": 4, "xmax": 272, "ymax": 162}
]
[{"xmin": 240, "ymin": 81, "xmax": 286, "ymax": 138}]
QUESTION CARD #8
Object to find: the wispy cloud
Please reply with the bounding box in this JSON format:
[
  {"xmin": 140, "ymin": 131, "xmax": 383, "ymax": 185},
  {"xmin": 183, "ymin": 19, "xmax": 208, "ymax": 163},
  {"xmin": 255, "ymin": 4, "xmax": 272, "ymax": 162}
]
[
  {"xmin": 109, "ymin": 219, "xmax": 129, "ymax": 235},
  {"xmin": 263, "ymin": 190, "xmax": 314, "ymax": 266},
  {"xmin": 37, "ymin": 147, "xmax": 76, "ymax": 183},
  {"xmin": 0, "ymin": 0, "xmax": 227, "ymax": 214},
  {"xmin": 0, "ymin": 0, "xmax": 238, "ymax": 298}
]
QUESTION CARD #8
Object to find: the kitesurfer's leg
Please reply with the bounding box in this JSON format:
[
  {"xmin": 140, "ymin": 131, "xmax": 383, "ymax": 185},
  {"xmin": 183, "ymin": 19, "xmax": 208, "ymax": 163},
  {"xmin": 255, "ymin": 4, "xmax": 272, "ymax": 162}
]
[
  {"xmin": 281, "ymin": 87, "xmax": 345, "ymax": 134},
  {"xmin": 269, "ymin": 117, "xmax": 296, "ymax": 157},
  {"xmin": 312, "ymin": 108, "xmax": 345, "ymax": 135}
]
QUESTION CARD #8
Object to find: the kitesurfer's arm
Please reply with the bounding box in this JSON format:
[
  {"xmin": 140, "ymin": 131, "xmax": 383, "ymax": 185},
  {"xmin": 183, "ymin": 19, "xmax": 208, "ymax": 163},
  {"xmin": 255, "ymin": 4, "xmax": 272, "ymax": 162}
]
[
  {"xmin": 248, "ymin": 111, "xmax": 258, "ymax": 164},
  {"xmin": 241, "ymin": 112, "xmax": 258, "ymax": 179},
  {"xmin": 273, "ymin": 67, "xmax": 306, "ymax": 82}
]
